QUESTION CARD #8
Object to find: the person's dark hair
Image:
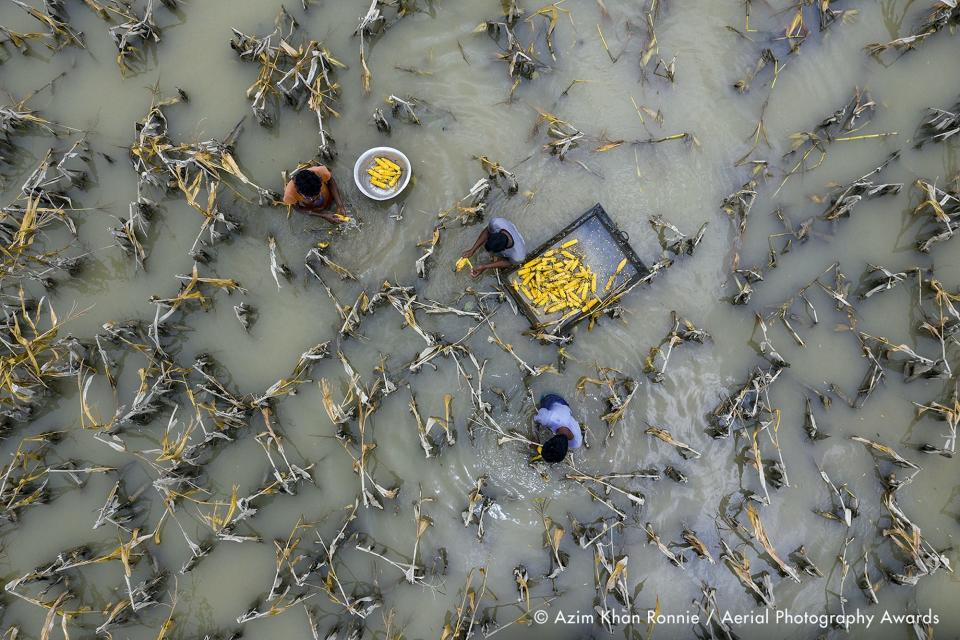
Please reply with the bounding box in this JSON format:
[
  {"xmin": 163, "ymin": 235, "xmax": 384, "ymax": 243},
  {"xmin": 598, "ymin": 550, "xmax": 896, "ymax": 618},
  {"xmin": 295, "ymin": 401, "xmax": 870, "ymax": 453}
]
[
  {"xmin": 293, "ymin": 169, "xmax": 323, "ymax": 197},
  {"xmin": 541, "ymin": 434, "xmax": 569, "ymax": 463},
  {"xmin": 484, "ymin": 230, "xmax": 509, "ymax": 253}
]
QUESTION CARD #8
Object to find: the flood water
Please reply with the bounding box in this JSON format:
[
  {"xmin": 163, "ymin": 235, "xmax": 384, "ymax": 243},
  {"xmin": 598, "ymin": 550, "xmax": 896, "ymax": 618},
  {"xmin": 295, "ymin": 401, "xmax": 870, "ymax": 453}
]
[{"xmin": 0, "ymin": 0, "xmax": 958, "ymax": 638}]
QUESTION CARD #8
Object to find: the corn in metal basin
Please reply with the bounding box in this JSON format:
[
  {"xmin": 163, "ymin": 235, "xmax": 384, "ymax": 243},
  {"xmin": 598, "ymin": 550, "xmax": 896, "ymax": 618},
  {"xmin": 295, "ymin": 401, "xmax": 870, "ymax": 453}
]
[
  {"xmin": 505, "ymin": 203, "xmax": 649, "ymax": 335},
  {"xmin": 353, "ymin": 146, "xmax": 412, "ymax": 201}
]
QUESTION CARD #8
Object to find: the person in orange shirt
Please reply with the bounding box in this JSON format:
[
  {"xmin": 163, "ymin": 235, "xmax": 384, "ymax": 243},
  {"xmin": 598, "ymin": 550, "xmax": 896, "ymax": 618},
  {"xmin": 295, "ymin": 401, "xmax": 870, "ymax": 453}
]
[{"xmin": 282, "ymin": 165, "xmax": 345, "ymax": 224}]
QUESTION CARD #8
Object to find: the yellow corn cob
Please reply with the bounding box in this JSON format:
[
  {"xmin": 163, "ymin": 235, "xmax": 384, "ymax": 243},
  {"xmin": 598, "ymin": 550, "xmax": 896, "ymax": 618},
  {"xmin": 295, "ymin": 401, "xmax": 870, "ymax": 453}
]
[
  {"xmin": 375, "ymin": 157, "xmax": 401, "ymax": 171},
  {"xmin": 370, "ymin": 163, "xmax": 396, "ymax": 174},
  {"xmin": 388, "ymin": 174, "xmax": 400, "ymax": 187},
  {"xmin": 371, "ymin": 177, "xmax": 389, "ymax": 189},
  {"xmin": 519, "ymin": 243, "xmax": 600, "ymax": 318},
  {"xmin": 604, "ymin": 275, "xmax": 615, "ymax": 292},
  {"xmin": 583, "ymin": 298, "xmax": 600, "ymax": 312},
  {"xmin": 455, "ymin": 257, "xmax": 472, "ymax": 272},
  {"xmin": 615, "ymin": 258, "xmax": 628, "ymax": 275}
]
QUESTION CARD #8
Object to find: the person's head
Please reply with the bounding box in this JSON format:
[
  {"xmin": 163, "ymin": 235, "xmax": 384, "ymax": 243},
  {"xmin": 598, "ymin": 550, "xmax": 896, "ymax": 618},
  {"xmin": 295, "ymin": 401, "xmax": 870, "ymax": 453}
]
[
  {"xmin": 293, "ymin": 169, "xmax": 323, "ymax": 198},
  {"xmin": 484, "ymin": 230, "xmax": 509, "ymax": 253},
  {"xmin": 540, "ymin": 434, "xmax": 569, "ymax": 463}
]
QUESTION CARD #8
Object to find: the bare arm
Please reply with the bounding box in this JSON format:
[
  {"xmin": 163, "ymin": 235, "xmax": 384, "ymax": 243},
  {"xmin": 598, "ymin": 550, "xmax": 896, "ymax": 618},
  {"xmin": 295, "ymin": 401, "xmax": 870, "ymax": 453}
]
[
  {"xmin": 470, "ymin": 257, "xmax": 511, "ymax": 277},
  {"xmin": 328, "ymin": 176, "xmax": 344, "ymax": 213},
  {"xmin": 463, "ymin": 228, "xmax": 489, "ymax": 259},
  {"xmin": 296, "ymin": 204, "xmax": 344, "ymax": 224},
  {"xmin": 282, "ymin": 180, "xmax": 299, "ymax": 206},
  {"xmin": 319, "ymin": 211, "xmax": 345, "ymax": 224}
]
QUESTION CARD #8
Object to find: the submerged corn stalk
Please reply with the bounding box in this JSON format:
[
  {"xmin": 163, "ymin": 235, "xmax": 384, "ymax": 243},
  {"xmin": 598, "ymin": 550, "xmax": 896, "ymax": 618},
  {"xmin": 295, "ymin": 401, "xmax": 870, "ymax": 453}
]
[
  {"xmin": 9, "ymin": 0, "xmax": 83, "ymax": 51},
  {"xmin": 866, "ymin": 1, "xmax": 960, "ymax": 59},
  {"xmin": 911, "ymin": 175, "xmax": 960, "ymax": 252},
  {"xmin": 643, "ymin": 311, "xmax": 710, "ymax": 383},
  {"xmin": 109, "ymin": 0, "xmax": 161, "ymax": 76},
  {"xmin": 129, "ymin": 93, "xmax": 279, "ymax": 262},
  {"xmin": 354, "ymin": 0, "xmax": 419, "ymax": 95},
  {"xmin": 231, "ymin": 7, "xmax": 345, "ymax": 159}
]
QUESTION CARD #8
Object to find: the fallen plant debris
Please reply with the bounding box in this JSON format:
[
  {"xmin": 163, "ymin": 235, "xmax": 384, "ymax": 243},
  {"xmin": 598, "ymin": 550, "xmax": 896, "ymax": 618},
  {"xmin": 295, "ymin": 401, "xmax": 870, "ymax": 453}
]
[
  {"xmin": 231, "ymin": 7, "xmax": 345, "ymax": 158},
  {"xmin": 0, "ymin": 2, "xmax": 957, "ymax": 638},
  {"xmin": 128, "ymin": 90, "xmax": 279, "ymax": 264},
  {"xmin": 915, "ymin": 95, "xmax": 960, "ymax": 147},
  {"xmin": 866, "ymin": 0, "xmax": 960, "ymax": 59},
  {"xmin": 643, "ymin": 311, "xmax": 710, "ymax": 383},
  {"xmin": 911, "ymin": 175, "xmax": 960, "ymax": 251}
]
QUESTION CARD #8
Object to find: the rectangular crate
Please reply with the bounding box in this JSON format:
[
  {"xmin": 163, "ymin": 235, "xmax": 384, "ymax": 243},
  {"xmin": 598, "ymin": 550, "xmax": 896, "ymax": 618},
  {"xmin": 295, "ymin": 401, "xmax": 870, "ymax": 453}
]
[{"xmin": 504, "ymin": 203, "xmax": 648, "ymax": 335}]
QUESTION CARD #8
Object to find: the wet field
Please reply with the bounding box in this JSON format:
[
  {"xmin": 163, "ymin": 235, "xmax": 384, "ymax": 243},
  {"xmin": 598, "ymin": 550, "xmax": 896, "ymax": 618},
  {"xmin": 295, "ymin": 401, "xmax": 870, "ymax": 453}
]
[{"xmin": 0, "ymin": 0, "xmax": 958, "ymax": 638}]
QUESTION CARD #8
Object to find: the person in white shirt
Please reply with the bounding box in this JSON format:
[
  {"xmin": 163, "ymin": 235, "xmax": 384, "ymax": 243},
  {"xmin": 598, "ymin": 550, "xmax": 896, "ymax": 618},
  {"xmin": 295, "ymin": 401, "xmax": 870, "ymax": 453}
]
[
  {"xmin": 533, "ymin": 393, "xmax": 582, "ymax": 463},
  {"xmin": 461, "ymin": 217, "xmax": 527, "ymax": 278}
]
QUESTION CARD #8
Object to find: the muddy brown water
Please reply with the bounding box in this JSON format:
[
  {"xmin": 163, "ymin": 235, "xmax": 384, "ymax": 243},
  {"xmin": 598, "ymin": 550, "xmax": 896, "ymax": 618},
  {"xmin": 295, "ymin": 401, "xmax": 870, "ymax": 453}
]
[{"xmin": 0, "ymin": 0, "xmax": 958, "ymax": 639}]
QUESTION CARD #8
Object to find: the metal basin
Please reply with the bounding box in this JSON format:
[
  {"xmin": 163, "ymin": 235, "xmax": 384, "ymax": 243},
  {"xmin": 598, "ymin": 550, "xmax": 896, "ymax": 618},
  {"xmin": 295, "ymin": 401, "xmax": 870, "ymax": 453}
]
[{"xmin": 353, "ymin": 146, "xmax": 411, "ymax": 200}]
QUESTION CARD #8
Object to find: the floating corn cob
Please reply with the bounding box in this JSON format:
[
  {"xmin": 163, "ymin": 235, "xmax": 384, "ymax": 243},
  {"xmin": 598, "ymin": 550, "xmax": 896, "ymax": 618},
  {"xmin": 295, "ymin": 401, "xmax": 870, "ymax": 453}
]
[{"xmin": 604, "ymin": 258, "xmax": 630, "ymax": 292}]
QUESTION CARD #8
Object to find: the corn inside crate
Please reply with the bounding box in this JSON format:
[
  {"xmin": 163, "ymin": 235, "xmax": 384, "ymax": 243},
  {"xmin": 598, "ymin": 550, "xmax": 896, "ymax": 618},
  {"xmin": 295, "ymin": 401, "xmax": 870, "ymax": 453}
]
[{"xmin": 505, "ymin": 203, "xmax": 648, "ymax": 336}]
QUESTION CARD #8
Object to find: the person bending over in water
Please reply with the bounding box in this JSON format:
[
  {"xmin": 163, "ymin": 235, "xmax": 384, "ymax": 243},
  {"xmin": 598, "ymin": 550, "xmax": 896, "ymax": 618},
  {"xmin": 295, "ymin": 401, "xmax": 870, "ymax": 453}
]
[
  {"xmin": 533, "ymin": 393, "xmax": 582, "ymax": 464},
  {"xmin": 461, "ymin": 216, "xmax": 527, "ymax": 278},
  {"xmin": 283, "ymin": 165, "xmax": 345, "ymax": 224}
]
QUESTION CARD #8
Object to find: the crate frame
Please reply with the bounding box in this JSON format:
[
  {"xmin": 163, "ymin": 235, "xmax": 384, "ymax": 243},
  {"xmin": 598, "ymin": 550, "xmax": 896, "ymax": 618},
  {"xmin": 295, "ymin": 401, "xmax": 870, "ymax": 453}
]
[{"xmin": 504, "ymin": 203, "xmax": 648, "ymax": 335}]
